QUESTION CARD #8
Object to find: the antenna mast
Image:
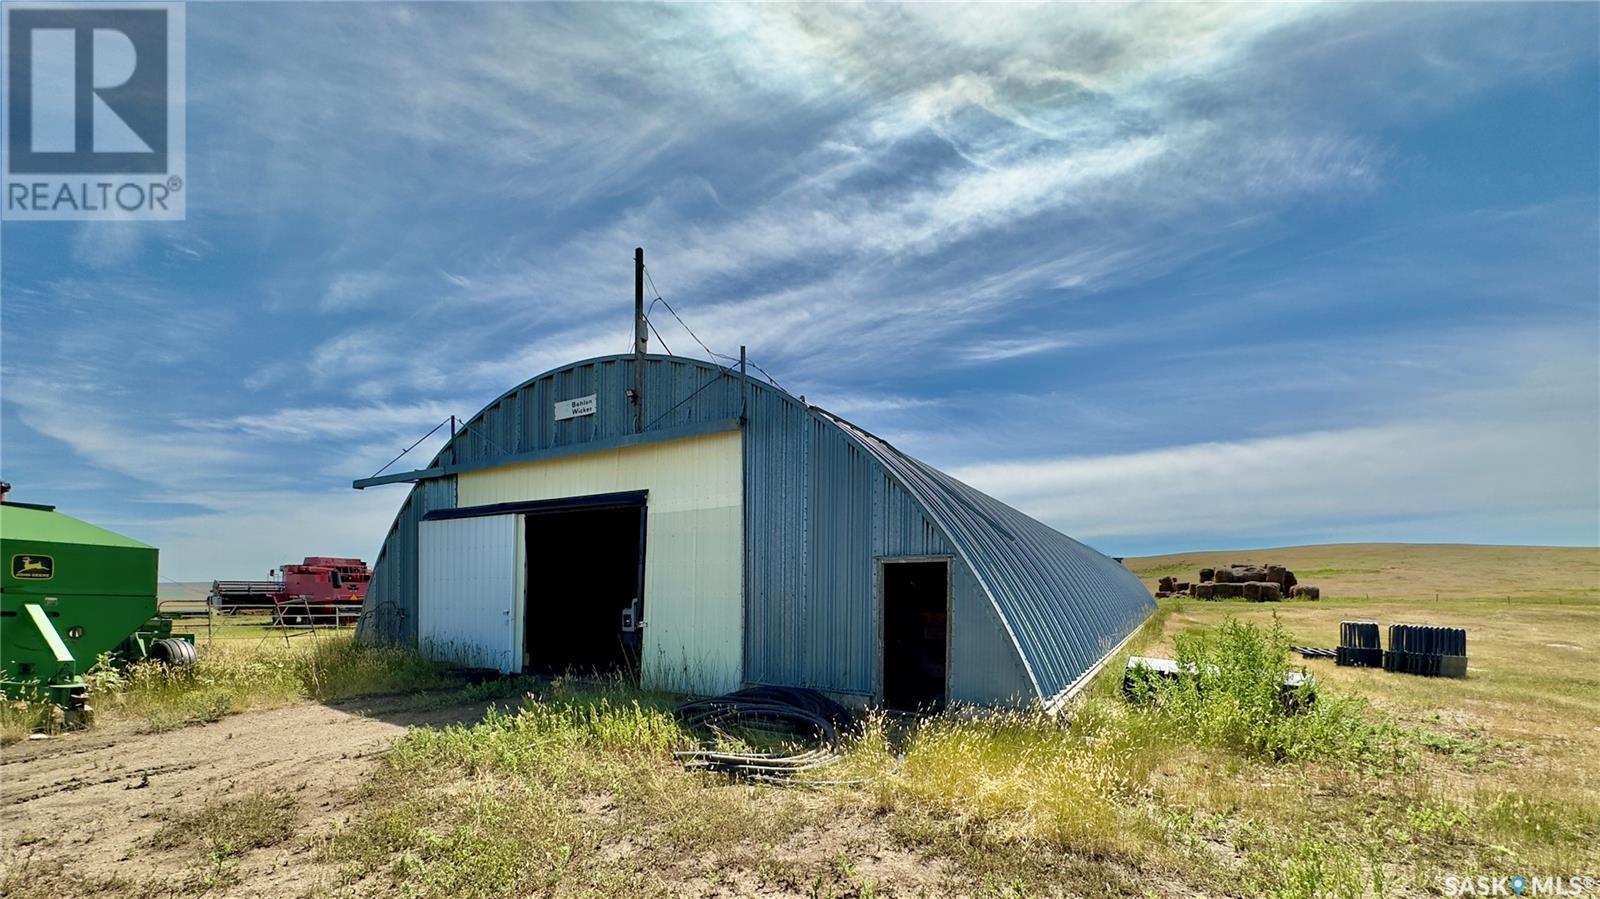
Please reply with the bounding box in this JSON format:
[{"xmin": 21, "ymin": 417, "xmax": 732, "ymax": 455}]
[
  {"xmin": 634, "ymin": 247, "xmax": 647, "ymax": 431},
  {"xmin": 634, "ymin": 247, "xmax": 648, "ymax": 356}
]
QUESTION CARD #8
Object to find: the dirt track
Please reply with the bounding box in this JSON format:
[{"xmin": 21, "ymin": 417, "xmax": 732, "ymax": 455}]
[{"xmin": 0, "ymin": 696, "xmax": 494, "ymax": 897}]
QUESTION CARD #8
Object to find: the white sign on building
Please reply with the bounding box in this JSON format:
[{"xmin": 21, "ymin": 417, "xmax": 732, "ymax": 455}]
[{"xmin": 554, "ymin": 394, "xmax": 597, "ymax": 421}]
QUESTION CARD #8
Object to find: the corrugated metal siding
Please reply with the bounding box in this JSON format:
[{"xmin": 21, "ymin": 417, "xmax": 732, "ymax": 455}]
[
  {"xmin": 456, "ymin": 430, "xmax": 744, "ymax": 695},
  {"xmin": 360, "ymin": 476, "xmax": 455, "ymax": 645},
  {"xmin": 948, "ymin": 561, "xmax": 1035, "ymax": 706},
  {"xmin": 742, "ymin": 384, "xmax": 808, "ymax": 687},
  {"xmin": 417, "ymin": 515, "xmax": 520, "ymax": 671},
  {"xmin": 804, "ymin": 416, "xmax": 873, "ymax": 693},
  {"xmin": 742, "ymin": 387, "xmax": 1030, "ymax": 701},
  {"xmin": 822, "ymin": 414, "xmax": 1155, "ymax": 699}
]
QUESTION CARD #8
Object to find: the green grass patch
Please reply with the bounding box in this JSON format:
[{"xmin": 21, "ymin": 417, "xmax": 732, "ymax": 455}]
[
  {"xmin": 79, "ymin": 634, "xmax": 453, "ymax": 734},
  {"xmin": 388, "ymin": 679, "xmax": 689, "ymax": 785}
]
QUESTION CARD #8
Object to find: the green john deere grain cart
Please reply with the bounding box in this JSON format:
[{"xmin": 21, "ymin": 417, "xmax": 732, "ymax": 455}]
[{"xmin": 1, "ymin": 500, "xmax": 194, "ymax": 726}]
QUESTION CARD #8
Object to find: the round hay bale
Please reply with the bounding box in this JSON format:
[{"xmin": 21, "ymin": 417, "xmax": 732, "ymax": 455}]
[
  {"xmin": 1259, "ymin": 583, "xmax": 1283, "ymax": 602},
  {"xmin": 1198, "ymin": 567, "xmax": 1215, "ymax": 583},
  {"xmin": 1214, "ymin": 567, "xmax": 1236, "ymax": 584}
]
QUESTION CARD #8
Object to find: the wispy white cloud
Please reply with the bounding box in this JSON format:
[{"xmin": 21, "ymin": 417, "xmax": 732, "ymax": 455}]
[
  {"xmin": 70, "ymin": 222, "xmax": 149, "ymax": 269},
  {"xmin": 1, "ymin": 375, "xmax": 457, "ymax": 578},
  {"xmin": 947, "ymin": 337, "xmax": 1600, "ymax": 547},
  {"xmin": 5, "ymin": 375, "xmax": 253, "ymax": 490},
  {"xmin": 952, "ymin": 416, "xmax": 1599, "ymax": 546},
  {"xmin": 113, "ymin": 489, "xmax": 406, "ymax": 581},
  {"xmin": 188, "ymin": 402, "xmax": 461, "ymax": 441},
  {"xmin": 417, "ymin": 11, "xmax": 1397, "ymax": 390},
  {"xmin": 959, "ymin": 333, "xmax": 1086, "ymax": 363},
  {"xmin": 810, "ymin": 393, "xmax": 943, "ymax": 417},
  {"xmin": 179, "ymin": 2, "xmax": 1399, "ymax": 396},
  {"xmin": 320, "ymin": 272, "xmax": 395, "ymax": 313}
]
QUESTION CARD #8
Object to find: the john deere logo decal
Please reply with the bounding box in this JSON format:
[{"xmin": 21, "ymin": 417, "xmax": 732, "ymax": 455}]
[{"xmin": 11, "ymin": 554, "xmax": 54, "ymax": 580}]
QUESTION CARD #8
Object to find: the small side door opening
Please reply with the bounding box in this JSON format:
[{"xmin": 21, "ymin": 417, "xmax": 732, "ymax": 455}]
[{"xmin": 881, "ymin": 559, "xmax": 949, "ymax": 711}]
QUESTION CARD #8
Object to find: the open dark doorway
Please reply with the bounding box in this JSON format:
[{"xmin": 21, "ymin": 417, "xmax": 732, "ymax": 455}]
[
  {"xmin": 523, "ymin": 499, "xmax": 646, "ymax": 679},
  {"xmin": 881, "ymin": 559, "xmax": 949, "ymax": 711}
]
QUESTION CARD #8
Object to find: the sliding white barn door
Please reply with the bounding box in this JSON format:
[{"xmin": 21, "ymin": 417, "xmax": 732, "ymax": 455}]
[{"xmin": 417, "ymin": 514, "xmax": 521, "ymax": 672}]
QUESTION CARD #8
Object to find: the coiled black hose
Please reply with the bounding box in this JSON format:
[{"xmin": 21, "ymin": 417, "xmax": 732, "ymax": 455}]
[{"xmin": 673, "ymin": 686, "xmax": 855, "ymax": 783}]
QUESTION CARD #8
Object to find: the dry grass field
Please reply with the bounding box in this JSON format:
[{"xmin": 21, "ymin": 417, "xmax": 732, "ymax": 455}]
[
  {"xmin": 1127, "ymin": 543, "xmax": 1599, "ymax": 603},
  {"xmin": 1, "ymin": 543, "xmax": 1596, "ymax": 898}
]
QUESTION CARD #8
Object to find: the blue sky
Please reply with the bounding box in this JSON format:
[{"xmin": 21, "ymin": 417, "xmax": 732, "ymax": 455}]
[{"xmin": 2, "ymin": 3, "xmax": 1596, "ymax": 580}]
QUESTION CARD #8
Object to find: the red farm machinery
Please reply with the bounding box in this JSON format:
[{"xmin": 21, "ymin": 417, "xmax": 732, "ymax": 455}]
[{"xmin": 208, "ymin": 557, "xmax": 371, "ymax": 626}]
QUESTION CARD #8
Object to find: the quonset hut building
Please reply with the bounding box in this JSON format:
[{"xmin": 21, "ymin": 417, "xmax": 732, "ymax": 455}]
[{"xmin": 354, "ymin": 353, "xmax": 1153, "ymax": 709}]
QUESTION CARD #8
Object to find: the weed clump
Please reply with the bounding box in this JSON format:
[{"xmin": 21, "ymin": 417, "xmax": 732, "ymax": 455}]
[
  {"xmin": 1129, "ymin": 616, "xmax": 1411, "ymax": 771},
  {"xmin": 76, "ymin": 635, "xmax": 451, "ymax": 733},
  {"xmin": 152, "ymin": 790, "xmax": 298, "ymax": 856},
  {"xmin": 860, "ymin": 708, "xmax": 1145, "ymax": 861},
  {"xmin": 391, "ymin": 679, "xmax": 689, "ymax": 784},
  {"xmin": 0, "ymin": 698, "xmax": 62, "ymax": 742}
]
